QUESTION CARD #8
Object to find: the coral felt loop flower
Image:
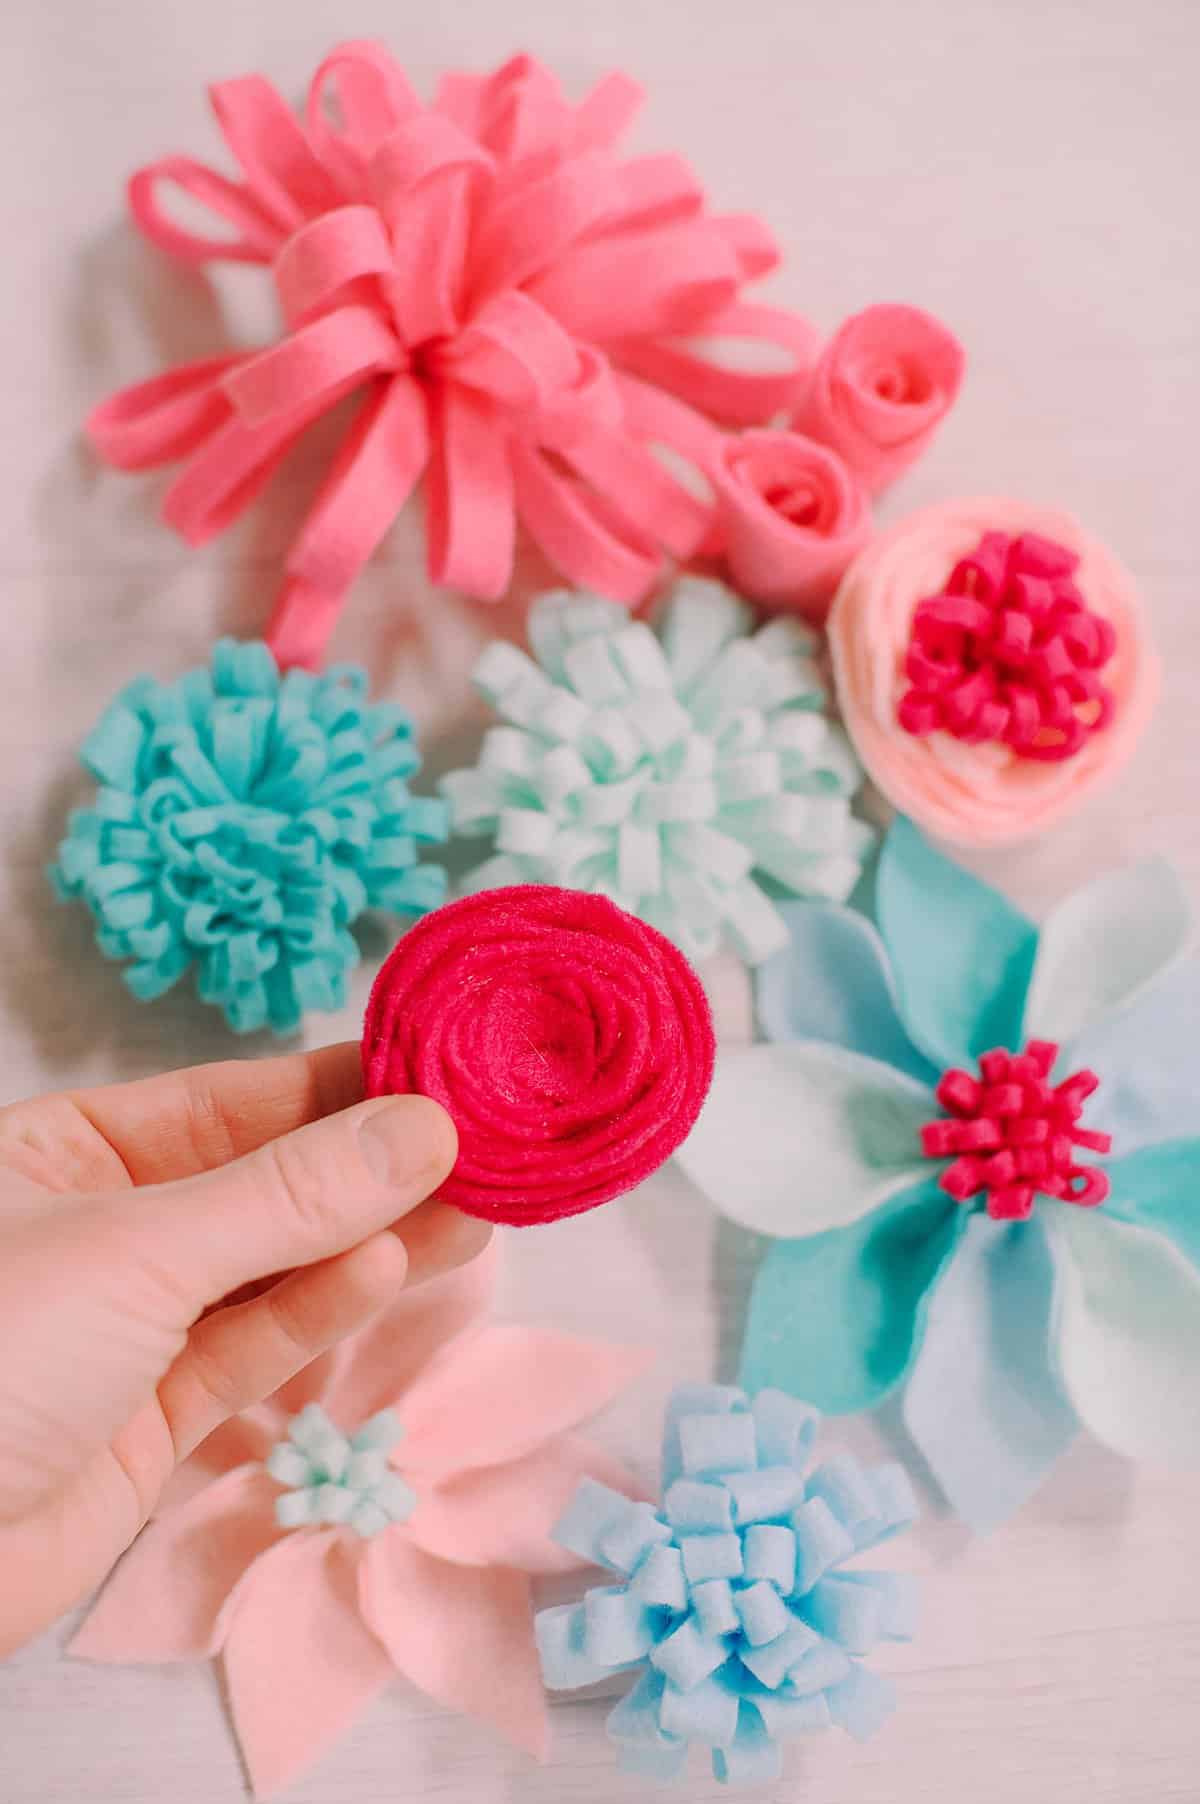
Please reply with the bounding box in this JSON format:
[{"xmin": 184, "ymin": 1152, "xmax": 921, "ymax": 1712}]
[
  {"xmin": 829, "ymin": 497, "xmax": 1159, "ymax": 847},
  {"xmin": 89, "ymin": 43, "xmax": 826, "ymax": 668},
  {"xmin": 73, "ymin": 1246, "xmax": 651, "ymax": 1798},
  {"xmin": 362, "ymin": 884, "xmax": 716, "ymax": 1226},
  {"xmin": 440, "ymin": 580, "xmax": 874, "ymax": 967},
  {"xmin": 709, "ymin": 430, "xmax": 871, "ymax": 623},
  {"xmin": 51, "ymin": 639, "xmax": 446, "ymax": 1033},
  {"xmin": 537, "ymin": 1383, "xmax": 917, "ymax": 1785},
  {"xmin": 677, "ymin": 816, "xmax": 1200, "ymax": 1529}
]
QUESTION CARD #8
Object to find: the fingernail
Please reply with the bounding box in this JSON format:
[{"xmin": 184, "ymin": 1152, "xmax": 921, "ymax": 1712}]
[{"xmin": 358, "ymin": 1097, "xmax": 457, "ymax": 1191}]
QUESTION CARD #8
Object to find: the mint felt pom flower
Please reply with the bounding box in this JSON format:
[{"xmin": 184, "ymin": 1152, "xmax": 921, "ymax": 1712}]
[
  {"xmin": 677, "ymin": 816, "xmax": 1200, "ymax": 1530},
  {"xmin": 52, "ymin": 640, "xmax": 447, "ymax": 1034},
  {"xmin": 440, "ymin": 580, "xmax": 873, "ymax": 967},
  {"xmin": 537, "ymin": 1383, "xmax": 917, "ymax": 1785}
]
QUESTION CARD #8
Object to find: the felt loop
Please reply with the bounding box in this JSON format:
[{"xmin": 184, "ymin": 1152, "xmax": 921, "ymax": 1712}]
[
  {"xmin": 95, "ymin": 42, "xmax": 825, "ymax": 665},
  {"xmin": 538, "ymin": 1384, "xmax": 916, "ymax": 1785},
  {"xmin": 614, "ymin": 301, "xmax": 822, "ymax": 428},
  {"xmin": 361, "ymin": 885, "xmax": 716, "ymax": 1226},
  {"xmin": 441, "ymin": 582, "xmax": 872, "ymax": 968}
]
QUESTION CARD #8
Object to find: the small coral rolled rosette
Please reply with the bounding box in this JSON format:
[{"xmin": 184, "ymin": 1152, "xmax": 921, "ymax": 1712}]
[
  {"xmin": 828, "ymin": 496, "xmax": 1159, "ymax": 847},
  {"xmin": 709, "ymin": 429, "xmax": 871, "ymax": 623},
  {"xmin": 793, "ymin": 304, "xmax": 965, "ymax": 493},
  {"xmin": 363, "ymin": 886, "xmax": 715, "ymax": 1226}
]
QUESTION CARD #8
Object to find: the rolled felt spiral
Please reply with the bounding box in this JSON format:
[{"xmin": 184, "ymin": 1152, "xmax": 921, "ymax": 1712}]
[{"xmin": 362, "ymin": 885, "xmax": 716, "ymax": 1226}]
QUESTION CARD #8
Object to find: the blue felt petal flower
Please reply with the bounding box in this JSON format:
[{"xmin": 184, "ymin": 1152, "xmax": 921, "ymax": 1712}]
[
  {"xmin": 537, "ymin": 1384, "xmax": 918, "ymax": 1786},
  {"xmin": 876, "ymin": 816, "xmax": 1036, "ymax": 1070},
  {"xmin": 755, "ymin": 902, "xmax": 938, "ymax": 1085},
  {"xmin": 739, "ymin": 1181, "xmax": 965, "ymax": 1414},
  {"xmin": 901, "ymin": 1214, "xmax": 1077, "ymax": 1532}
]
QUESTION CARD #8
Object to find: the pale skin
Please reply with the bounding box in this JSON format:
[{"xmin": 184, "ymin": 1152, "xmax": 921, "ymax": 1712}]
[{"xmin": 0, "ymin": 1044, "xmax": 486, "ymax": 1657}]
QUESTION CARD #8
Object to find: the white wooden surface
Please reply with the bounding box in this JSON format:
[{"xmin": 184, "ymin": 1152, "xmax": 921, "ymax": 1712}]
[{"xmin": 4, "ymin": 0, "xmax": 1200, "ymax": 1798}]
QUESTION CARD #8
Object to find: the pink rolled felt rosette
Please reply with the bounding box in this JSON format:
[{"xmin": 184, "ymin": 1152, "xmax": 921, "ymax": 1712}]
[
  {"xmin": 828, "ymin": 496, "xmax": 1159, "ymax": 848},
  {"xmin": 708, "ymin": 429, "xmax": 871, "ymax": 623},
  {"xmin": 793, "ymin": 303, "xmax": 965, "ymax": 493}
]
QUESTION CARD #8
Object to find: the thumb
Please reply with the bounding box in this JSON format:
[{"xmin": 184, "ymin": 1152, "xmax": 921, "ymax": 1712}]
[{"xmin": 105, "ymin": 1093, "xmax": 460, "ymax": 1316}]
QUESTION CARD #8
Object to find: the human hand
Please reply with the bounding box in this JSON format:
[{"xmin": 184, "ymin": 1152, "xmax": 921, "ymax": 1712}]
[{"xmin": 0, "ymin": 1042, "xmax": 483, "ymax": 1656}]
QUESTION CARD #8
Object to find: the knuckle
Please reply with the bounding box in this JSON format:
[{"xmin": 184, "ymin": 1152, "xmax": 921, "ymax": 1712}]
[{"xmin": 258, "ymin": 1130, "xmax": 348, "ymax": 1252}]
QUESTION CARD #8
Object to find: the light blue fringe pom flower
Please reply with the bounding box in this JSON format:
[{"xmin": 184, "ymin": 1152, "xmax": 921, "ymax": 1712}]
[
  {"xmin": 52, "ymin": 640, "xmax": 447, "ymax": 1033},
  {"xmin": 265, "ymin": 1404, "xmax": 416, "ymax": 1539},
  {"xmin": 536, "ymin": 1384, "xmax": 917, "ymax": 1785},
  {"xmin": 440, "ymin": 580, "xmax": 873, "ymax": 967}
]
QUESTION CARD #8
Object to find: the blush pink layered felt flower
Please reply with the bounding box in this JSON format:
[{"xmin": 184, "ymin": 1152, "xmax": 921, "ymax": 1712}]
[
  {"xmin": 71, "ymin": 1244, "xmax": 652, "ymax": 1797},
  {"xmin": 88, "ymin": 42, "xmax": 826, "ymax": 669}
]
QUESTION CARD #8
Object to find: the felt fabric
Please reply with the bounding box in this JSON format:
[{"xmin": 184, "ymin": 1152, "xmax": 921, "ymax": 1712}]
[
  {"xmin": 536, "ymin": 1384, "xmax": 917, "ymax": 1785},
  {"xmin": 440, "ymin": 581, "xmax": 874, "ymax": 967},
  {"xmin": 688, "ymin": 816, "xmax": 1200, "ymax": 1528},
  {"xmin": 828, "ymin": 498, "xmax": 1160, "ymax": 847},
  {"xmin": 790, "ymin": 305, "xmax": 964, "ymax": 494},
  {"xmin": 362, "ymin": 884, "xmax": 716, "ymax": 1226},
  {"xmin": 73, "ymin": 1242, "xmax": 649, "ymax": 1795},
  {"xmin": 50, "ymin": 639, "xmax": 446, "ymax": 1033},
  {"xmin": 86, "ymin": 43, "xmax": 828, "ymax": 668},
  {"xmin": 708, "ymin": 431, "xmax": 871, "ymax": 623}
]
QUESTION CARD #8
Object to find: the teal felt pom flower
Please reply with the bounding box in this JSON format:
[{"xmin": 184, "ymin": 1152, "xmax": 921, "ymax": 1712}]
[
  {"xmin": 52, "ymin": 640, "xmax": 447, "ymax": 1033},
  {"xmin": 440, "ymin": 580, "xmax": 873, "ymax": 967},
  {"xmin": 536, "ymin": 1383, "xmax": 917, "ymax": 1785}
]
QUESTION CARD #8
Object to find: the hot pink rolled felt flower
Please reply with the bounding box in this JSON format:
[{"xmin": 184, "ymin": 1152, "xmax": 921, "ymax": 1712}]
[
  {"xmin": 709, "ymin": 428, "xmax": 871, "ymax": 622},
  {"xmin": 793, "ymin": 303, "xmax": 965, "ymax": 494},
  {"xmin": 362, "ymin": 885, "xmax": 716, "ymax": 1226},
  {"xmin": 828, "ymin": 496, "xmax": 1160, "ymax": 847},
  {"xmin": 73, "ymin": 1242, "xmax": 652, "ymax": 1799}
]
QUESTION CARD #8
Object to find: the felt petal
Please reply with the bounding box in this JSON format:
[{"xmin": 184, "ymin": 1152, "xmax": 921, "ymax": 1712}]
[
  {"xmin": 165, "ymin": 1405, "xmax": 281, "ymax": 1509},
  {"xmin": 71, "ymin": 1466, "xmax": 283, "ymax": 1662},
  {"xmin": 1105, "ymin": 1138, "xmax": 1200, "ymax": 1267},
  {"xmin": 1063, "ymin": 955, "xmax": 1200, "ymax": 1154},
  {"xmin": 399, "ymin": 1325, "xmax": 651, "ymax": 1477},
  {"xmin": 320, "ymin": 1236, "xmax": 500, "ymax": 1424},
  {"xmin": 739, "ymin": 1181, "xmax": 964, "ymax": 1413},
  {"xmin": 902, "ymin": 1214, "xmax": 1077, "ymax": 1531},
  {"xmin": 1048, "ymin": 1205, "xmax": 1200, "ymax": 1463},
  {"xmin": 754, "ymin": 902, "xmax": 937, "ymax": 1085},
  {"xmin": 359, "ymin": 1535, "xmax": 548, "ymax": 1759},
  {"xmin": 676, "ymin": 1042, "xmax": 931, "ymax": 1237},
  {"xmin": 222, "ymin": 1532, "xmax": 394, "ymax": 1799},
  {"xmin": 405, "ymin": 1432, "xmax": 646, "ymax": 1573},
  {"xmin": 1023, "ymin": 858, "xmax": 1193, "ymax": 1045},
  {"xmin": 876, "ymin": 815, "xmax": 1036, "ymax": 1069}
]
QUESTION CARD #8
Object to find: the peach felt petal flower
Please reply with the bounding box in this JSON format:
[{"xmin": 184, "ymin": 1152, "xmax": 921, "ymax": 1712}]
[
  {"xmin": 828, "ymin": 496, "xmax": 1159, "ymax": 847},
  {"xmin": 73, "ymin": 1243, "xmax": 650, "ymax": 1798},
  {"xmin": 709, "ymin": 428, "xmax": 871, "ymax": 622}
]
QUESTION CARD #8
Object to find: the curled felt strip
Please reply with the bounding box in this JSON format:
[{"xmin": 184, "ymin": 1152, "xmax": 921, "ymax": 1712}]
[
  {"xmin": 361, "ymin": 885, "xmax": 715, "ymax": 1226},
  {"xmin": 829, "ymin": 497, "xmax": 1159, "ymax": 848},
  {"xmin": 678, "ymin": 815, "xmax": 1200, "ymax": 1531},
  {"xmin": 708, "ymin": 431, "xmax": 872, "ymax": 624},
  {"xmin": 73, "ymin": 1242, "xmax": 653, "ymax": 1799},
  {"xmin": 791, "ymin": 304, "xmax": 965, "ymax": 495},
  {"xmin": 440, "ymin": 579, "xmax": 874, "ymax": 967},
  {"xmin": 536, "ymin": 1382, "xmax": 918, "ymax": 1785},
  {"xmin": 50, "ymin": 639, "xmax": 446, "ymax": 1033},
  {"xmin": 87, "ymin": 42, "xmax": 827, "ymax": 669}
]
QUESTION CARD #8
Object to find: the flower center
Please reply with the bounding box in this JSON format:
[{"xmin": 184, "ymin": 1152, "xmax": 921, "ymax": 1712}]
[
  {"xmin": 265, "ymin": 1404, "xmax": 416, "ymax": 1538},
  {"xmin": 921, "ymin": 1039, "xmax": 1111, "ymax": 1220},
  {"xmin": 897, "ymin": 530, "xmax": 1117, "ymax": 761}
]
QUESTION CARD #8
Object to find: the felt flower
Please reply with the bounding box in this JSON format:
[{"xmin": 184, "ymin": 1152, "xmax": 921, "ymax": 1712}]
[
  {"xmin": 677, "ymin": 816, "xmax": 1200, "ymax": 1530},
  {"xmin": 362, "ymin": 884, "xmax": 715, "ymax": 1226},
  {"xmin": 537, "ymin": 1382, "xmax": 917, "ymax": 1784},
  {"xmin": 440, "ymin": 581, "xmax": 874, "ymax": 966},
  {"xmin": 792, "ymin": 304, "xmax": 965, "ymax": 494},
  {"xmin": 828, "ymin": 497, "xmax": 1159, "ymax": 847},
  {"xmin": 88, "ymin": 42, "xmax": 824, "ymax": 670},
  {"xmin": 708, "ymin": 430, "xmax": 872, "ymax": 623},
  {"xmin": 50, "ymin": 639, "xmax": 446, "ymax": 1034},
  {"xmin": 73, "ymin": 1244, "xmax": 651, "ymax": 1797}
]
